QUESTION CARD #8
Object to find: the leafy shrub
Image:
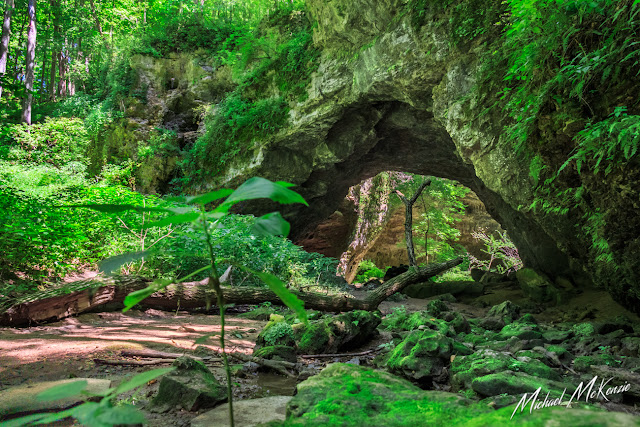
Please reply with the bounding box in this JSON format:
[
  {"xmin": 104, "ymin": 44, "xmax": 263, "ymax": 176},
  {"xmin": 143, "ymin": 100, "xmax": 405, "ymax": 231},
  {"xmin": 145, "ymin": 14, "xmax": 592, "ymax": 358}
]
[
  {"xmin": 468, "ymin": 229, "xmax": 522, "ymax": 274},
  {"xmin": 262, "ymin": 320, "xmax": 295, "ymax": 346},
  {"xmin": 0, "ymin": 162, "xmax": 170, "ymax": 288},
  {"xmin": 1, "ymin": 117, "xmax": 89, "ymax": 167},
  {"xmin": 355, "ymin": 260, "xmax": 386, "ymax": 283},
  {"xmin": 143, "ymin": 214, "xmax": 346, "ymax": 293}
]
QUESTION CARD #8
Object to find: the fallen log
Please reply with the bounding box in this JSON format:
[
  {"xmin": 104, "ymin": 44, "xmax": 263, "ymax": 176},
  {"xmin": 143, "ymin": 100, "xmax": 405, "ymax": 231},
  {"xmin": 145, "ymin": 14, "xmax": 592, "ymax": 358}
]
[
  {"xmin": 94, "ymin": 358, "xmax": 176, "ymax": 366},
  {"xmin": 0, "ymin": 257, "xmax": 462, "ymax": 327}
]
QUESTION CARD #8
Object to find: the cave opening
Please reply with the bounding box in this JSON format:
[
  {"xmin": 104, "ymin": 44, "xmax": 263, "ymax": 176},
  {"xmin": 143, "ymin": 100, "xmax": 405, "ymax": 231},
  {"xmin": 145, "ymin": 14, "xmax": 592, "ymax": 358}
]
[{"xmin": 286, "ymin": 101, "xmax": 575, "ymax": 289}]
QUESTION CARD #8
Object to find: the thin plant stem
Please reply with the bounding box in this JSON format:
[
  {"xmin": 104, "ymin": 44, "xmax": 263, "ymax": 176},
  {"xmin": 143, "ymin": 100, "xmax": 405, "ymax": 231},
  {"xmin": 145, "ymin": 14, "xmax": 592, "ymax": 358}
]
[{"xmin": 200, "ymin": 206, "xmax": 234, "ymax": 427}]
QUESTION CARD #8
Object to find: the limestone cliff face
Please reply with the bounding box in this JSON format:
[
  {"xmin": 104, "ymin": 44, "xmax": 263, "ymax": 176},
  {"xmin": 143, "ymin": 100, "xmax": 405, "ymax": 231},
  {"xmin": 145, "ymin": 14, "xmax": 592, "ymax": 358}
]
[
  {"xmin": 114, "ymin": 1, "xmax": 640, "ymax": 313},
  {"xmin": 205, "ymin": 0, "xmax": 638, "ymax": 312},
  {"xmin": 93, "ymin": 53, "xmax": 234, "ymax": 193}
]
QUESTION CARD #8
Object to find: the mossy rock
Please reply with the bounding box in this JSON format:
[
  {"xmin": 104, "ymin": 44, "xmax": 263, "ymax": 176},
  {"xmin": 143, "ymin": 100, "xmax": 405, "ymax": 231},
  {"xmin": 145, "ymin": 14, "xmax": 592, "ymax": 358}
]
[
  {"xmin": 254, "ymin": 345, "xmax": 297, "ymax": 363},
  {"xmin": 150, "ymin": 356, "xmax": 226, "ymax": 412},
  {"xmin": 382, "ymin": 310, "xmax": 452, "ymax": 335},
  {"xmin": 451, "ymin": 348, "xmax": 560, "ymax": 390},
  {"xmin": 486, "ymin": 301, "xmax": 520, "ymax": 324},
  {"xmin": 295, "ymin": 310, "xmax": 381, "ymax": 355},
  {"xmin": 499, "ymin": 322, "xmax": 543, "ymax": 341},
  {"xmin": 426, "ymin": 299, "xmax": 449, "ymax": 317},
  {"xmin": 471, "ymin": 371, "xmax": 574, "ymax": 398},
  {"xmin": 284, "ymin": 363, "xmax": 490, "ymax": 426},
  {"xmin": 572, "ymin": 354, "xmax": 621, "ymax": 372},
  {"xmin": 257, "ymin": 316, "xmax": 296, "ymax": 348},
  {"xmin": 387, "ymin": 329, "xmax": 471, "ymax": 383}
]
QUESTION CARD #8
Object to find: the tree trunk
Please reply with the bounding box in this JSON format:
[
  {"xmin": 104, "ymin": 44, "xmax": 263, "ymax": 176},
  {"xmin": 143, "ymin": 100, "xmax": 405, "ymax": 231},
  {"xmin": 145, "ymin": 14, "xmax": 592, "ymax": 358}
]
[
  {"xmin": 57, "ymin": 46, "xmax": 66, "ymax": 97},
  {"xmin": 394, "ymin": 179, "xmax": 431, "ymax": 267},
  {"xmin": 12, "ymin": 6, "xmax": 26, "ymax": 76},
  {"xmin": 49, "ymin": 0, "xmax": 59, "ymax": 100},
  {"xmin": 0, "ymin": 257, "xmax": 463, "ymax": 327},
  {"xmin": 20, "ymin": 0, "xmax": 36, "ymax": 125},
  {"xmin": 0, "ymin": 0, "xmax": 15, "ymax": 99},
  {"xmin": 38, "ymin": 25, "xmax": 48, "ymax": 95}
]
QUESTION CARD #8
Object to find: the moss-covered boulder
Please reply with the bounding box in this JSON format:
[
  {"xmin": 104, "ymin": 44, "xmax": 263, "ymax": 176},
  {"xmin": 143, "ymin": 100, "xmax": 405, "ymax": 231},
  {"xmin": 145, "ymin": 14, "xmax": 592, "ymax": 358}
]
[
  {"xmin": 516, "ymin": 268, "xmax": 568, "ymax": 304},
  {"xmin": 295, "ymin": 310, "xmax": 381, "ymax": 354},
  {"xmin": 486, "ymin": 301, "xmax": 520, "ymax": 324},
  {"xmin": 150, "ymin": 356, "xmax": 226, "ymax": 412},
  {"xmin": 284, "ymin": 363, "xmax": 490, "ymax": 425},
  {"xmin": 253, "ymin": 345, "xmax": 297, "ymax": 363},
  {"xmin": 451, "ymin": 349, "xmax": 560, "ymax": 391},
  {"xmin": 257, "ymin": 315, "xmax": 296, "ymax": 348},
  {"xmin": 572, "ymin": 354, "xmax": 621, "ymax": 372},
  {"xmin": 471, "ymin": 371, "xmax": 573, "ymax": 398},
  {"xmin": 386, "ymin": 329, "xmax": 472, "ymax": 383},
  {"xmin": 499, "ymin": 319, "xmax": 544, "ymax": 341},
  {"xmin": 382, "ymin": 310, "xmax": 453, "ymax": 336}
]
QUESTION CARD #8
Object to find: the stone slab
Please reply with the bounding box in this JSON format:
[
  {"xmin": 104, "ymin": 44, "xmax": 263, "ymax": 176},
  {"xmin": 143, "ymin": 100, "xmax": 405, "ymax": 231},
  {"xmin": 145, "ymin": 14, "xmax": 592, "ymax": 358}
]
[{"xmin": 191, "ymin": 395, "xmax": 292, "ymax": 427}]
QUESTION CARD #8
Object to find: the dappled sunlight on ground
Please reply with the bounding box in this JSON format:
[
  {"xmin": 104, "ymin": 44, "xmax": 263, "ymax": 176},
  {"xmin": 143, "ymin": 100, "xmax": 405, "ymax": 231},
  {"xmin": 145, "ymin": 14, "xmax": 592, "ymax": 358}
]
[{"xmin": 0, "ymin": 310, "xmax": 266, "ymax": 376}]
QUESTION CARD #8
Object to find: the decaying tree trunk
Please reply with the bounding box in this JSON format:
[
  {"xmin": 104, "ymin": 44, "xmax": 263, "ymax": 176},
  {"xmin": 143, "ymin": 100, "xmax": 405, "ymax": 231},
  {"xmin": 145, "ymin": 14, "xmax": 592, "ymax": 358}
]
[
  {"xmin": 0, "ymin": 257, "xmax": 462, "ymax": 327},
  {"xmin": 394, "ymin": 179, "xmax": 431, "ymax": 267}
]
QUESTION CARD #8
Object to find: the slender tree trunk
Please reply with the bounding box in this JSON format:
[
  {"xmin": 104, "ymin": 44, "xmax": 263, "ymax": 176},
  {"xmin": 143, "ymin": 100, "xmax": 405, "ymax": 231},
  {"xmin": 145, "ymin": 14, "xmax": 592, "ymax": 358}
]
[
  {"xmin": 21, "ymin": 0, "xmax": 36, "ymax": 124},
  {"xmin": 0, "ymin": 0, "xmax": 15, "ymax": 99},
  {"xmin": 13, "ymin": 8, "xmax": 26, "ymax": 76},
  {"xmin": 38, "ymin": 24, "xmax": 49, "ymax": 95},
  {"xmin": 88, "ymin": 0, "xmax": 102, "ymax": 34},
  {"xmin": 394, "ymin": 179, "xmax": 432, "ymax": 267},
  {"xmin": 57, "ymin": 38, "xmax": 66, "ymax": 97},
  {"xmin": 49, "ymin": 0, "xmax": 59, "ymax": 100}
]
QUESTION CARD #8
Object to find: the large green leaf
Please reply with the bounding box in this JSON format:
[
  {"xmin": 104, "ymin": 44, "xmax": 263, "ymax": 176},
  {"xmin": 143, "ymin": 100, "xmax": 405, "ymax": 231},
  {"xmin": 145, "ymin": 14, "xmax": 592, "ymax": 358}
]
[
  {"xmin": 98, "ymin": 251, "xmax": 151, "ymax": 276},
  {"xmin": 0, "ymin": 413, "xmax": 49, "ymax": 427},
  {"xmin": 95, "ymin": 404, "xmax": 147, "ymax": 425},
  {"xmin": 122, "ymin": 278, "xmax": 171, "ymax": 312},
  {"xmin": 145, "ymin": 212, "xmax": 200, "ymax": 228},
  {"xmin": 252, "ymin": 212, "xmax": 290, "ymax": 237},
  {"xmin": 114, "ymin": 367, "xmax": 175, "ymax": 395},
  {"xmin": 222, "ymin": 177, "xmax": 308, "ymax": 207},
  {"xmin": 187, "ymin": 188, "xmax": 234, "ymax": 205},
  {"xmin": 33, "ymin": 407, "xmax": 78, "ymax": 424},
  {"xmin": 60, "ymin": 204, "xmax": 169, "ymax": 214},
  {"xmin": 236, "ymin": 265, "xmax": 308, "ymax": 324},
  {"xmin": 36, "ymin": 380, "xmax": 88, "ymax": 402}
]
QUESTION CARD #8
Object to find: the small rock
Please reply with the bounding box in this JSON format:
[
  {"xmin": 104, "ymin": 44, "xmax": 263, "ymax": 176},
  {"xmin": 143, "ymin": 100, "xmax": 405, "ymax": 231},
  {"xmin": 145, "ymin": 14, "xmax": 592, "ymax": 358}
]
[{"xmin": 150, "ymin": 356, "xmax": 226, "ymax": 413}]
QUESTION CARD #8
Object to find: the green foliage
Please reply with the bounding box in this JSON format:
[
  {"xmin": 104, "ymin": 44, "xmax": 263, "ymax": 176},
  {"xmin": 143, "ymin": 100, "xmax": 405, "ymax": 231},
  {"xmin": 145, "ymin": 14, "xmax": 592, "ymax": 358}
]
[
  {"xmin": 469, "ymin": 229, "xmax": 522, "ymax": 274},
  {"xmin": 480, "ymin": 0, "xmax": 640, "ymax": 153},
  {"xmin": 262, "ymin": 320, "xmax": 295, "ymax": 346},
  {"xmin": 181, "ymin": 4, "xmax": 319, "ymax": 184},
  {"xmin": 409, "ymin": 177, "xmax": 469, "ymax": 263},
  {"xmin": 137, "ymin": 14, "xmax": 243, "ymax": 57},
  {"xmin": 0, "ymin": 118, "xmax": 89, "ymax": 167},
  {"xmin": 138, "ymin": 128, "xmax": 180, "ymax": 160},
  {"xmin": 0, "ymin": 163, "xmax": 171, "ymax": 289},
  {"xmin": 186, "ymin": 94, "xmax": 288, "ymax": 179},
  {"xmin": 7, "ymin": 368, "xmax": 174, "ymax": 427},
  {"xmin": 354, "ymin": 260, "xmax": 386, "ymax": 283},
  {"xmin": 558, "ymin": 107, "xmax": 640, "ymax": 177},
  {"xmin": 81, "ymin": 176, "xmax": 309, "ymax": 427},
  {"xmin": 407, "ymin": 0, "xmax": 500, "ymax": 43}
]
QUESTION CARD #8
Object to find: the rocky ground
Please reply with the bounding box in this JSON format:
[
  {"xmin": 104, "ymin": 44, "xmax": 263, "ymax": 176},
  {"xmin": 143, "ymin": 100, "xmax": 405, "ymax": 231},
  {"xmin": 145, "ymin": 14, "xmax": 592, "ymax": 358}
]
[{"xmin": 1, "ymin": 274, "xmax": 640, "ymax": 426}]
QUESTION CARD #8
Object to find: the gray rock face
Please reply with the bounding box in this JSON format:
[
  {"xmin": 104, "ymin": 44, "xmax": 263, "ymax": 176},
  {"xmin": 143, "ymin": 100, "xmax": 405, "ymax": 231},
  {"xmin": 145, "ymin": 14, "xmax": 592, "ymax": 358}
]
[{"xmin": 114, "ymin": 0, "xmax": 640, "ymax": 314}]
